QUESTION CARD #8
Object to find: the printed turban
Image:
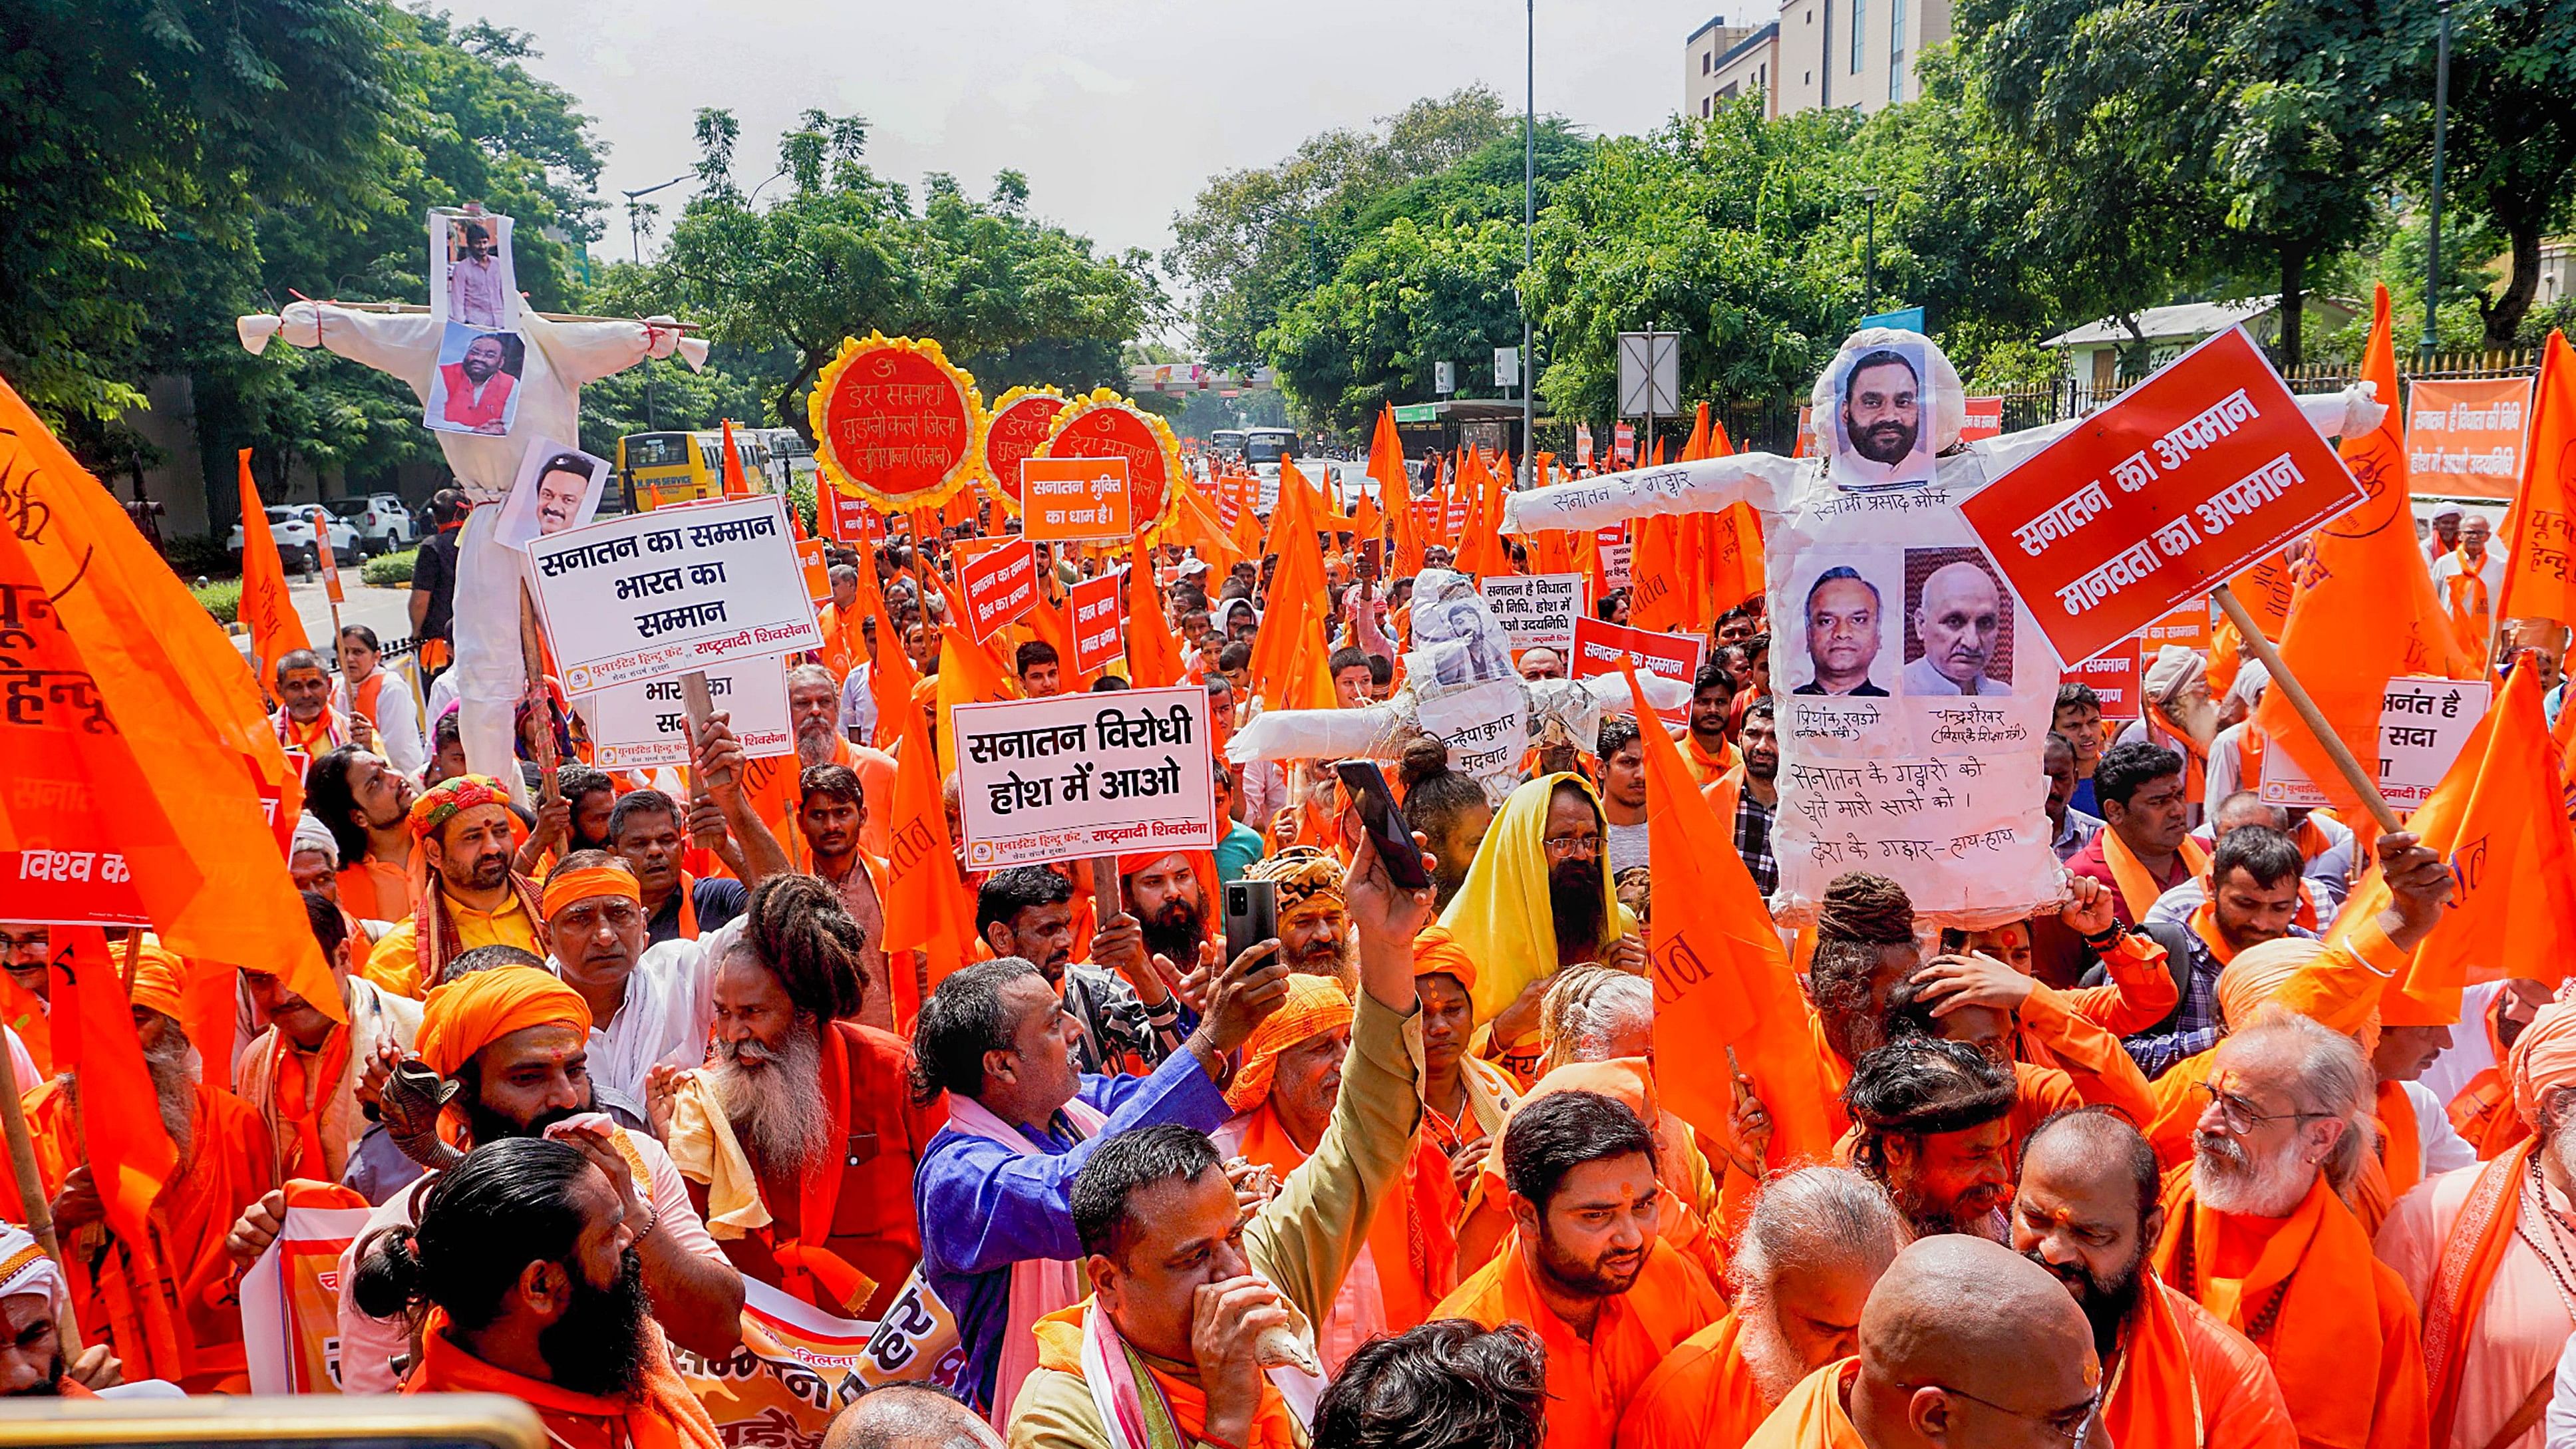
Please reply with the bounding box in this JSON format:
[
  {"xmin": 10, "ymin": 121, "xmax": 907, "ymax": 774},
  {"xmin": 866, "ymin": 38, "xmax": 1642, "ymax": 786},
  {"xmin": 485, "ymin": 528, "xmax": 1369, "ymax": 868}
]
[
  {"xmin": 0, "ymin": 1225, "xmax": 63, "ymax": 1317},
  {"xmin": 125, "ymin": 937, "xmax": 186, "ymax": 1023},
  {"xmin": 1225, "ymin": 973, "xmax": 1353, "ymax": 1114},
  {"xmin": 2509, "ymin": 1001, "xmax": 2576, "ymax": 1129},
  {"xmin": 2143, "ymin": 645, "xmax": 2204, "ymax": 707},
  {"xmin": 416, "ymin": 965, "xmax": 593, "ymax": 1078},
  {"xmin": 408, "ymin": 773, "xmax": 512, "ymax": 842},
  {"xmin": 1243, "ymin": 846, "xmax": 1344, "ymax": 922}
]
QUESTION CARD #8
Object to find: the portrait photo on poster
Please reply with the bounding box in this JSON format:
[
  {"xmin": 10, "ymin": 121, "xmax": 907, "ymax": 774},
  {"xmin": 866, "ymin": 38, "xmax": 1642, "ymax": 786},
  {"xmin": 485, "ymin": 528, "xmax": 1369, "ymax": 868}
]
[
  {"xmin": 497, "ymin": 439, "xmax": 611, "ymax": 552},
  {"xmin": 1788, "ymin": 552, "xmax": 1898, "ymax": 698},
  {"xmin": 1828, "ymin": 337, "xmax": 1936, "ymax": 489},
  {"xmin": 1901, "ymin": 547, "xmax": 2016, "ymax": 697},
  {"xmin": 431, "ymin": 210, "xmax": 520, "ymax": 331},
  {"xmin": 425, "ymin": 322, "xmax": 525, "ymax": 437}
]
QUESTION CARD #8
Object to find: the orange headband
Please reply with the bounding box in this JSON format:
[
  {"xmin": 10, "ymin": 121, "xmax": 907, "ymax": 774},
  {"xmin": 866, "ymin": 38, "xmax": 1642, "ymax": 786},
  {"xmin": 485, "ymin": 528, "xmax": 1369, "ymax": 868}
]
[{"xmin": 541, "ymin": 865, "xmax": 643, "ymax": 921}]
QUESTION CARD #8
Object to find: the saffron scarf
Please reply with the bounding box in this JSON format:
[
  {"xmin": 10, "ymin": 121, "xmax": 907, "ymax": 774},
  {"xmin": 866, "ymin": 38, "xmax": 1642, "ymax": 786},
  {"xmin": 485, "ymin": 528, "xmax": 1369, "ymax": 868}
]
[
  {"xmin": 407, "ymin": 871, "xmax": 544, "ymax": 991},
  {"xmin": 943, "ymin": 1091, "xmax": 1110, "ymax": 1428},
  {"xmin": 404, "ymin": 1311, "xmax": 721, "ymax": 1449},
  {"xmin": 1031, "ymin": 1299, "xmax": 1309, "ymax": 1449},
  {"xmin": 2444, "ymin": 548, "xmax": 2492, "ymax": 657},
  {"xmin": 266, "ymin": 1025, "xmax": 354, "ymax": 1182},
  {"xmin": 2419, "ymin": 1140, "xmax": 2538, "ymax": 1446},
  {"xmin": 2103, "ymin": 826, "xmax": 2208, "ymax": 923}
]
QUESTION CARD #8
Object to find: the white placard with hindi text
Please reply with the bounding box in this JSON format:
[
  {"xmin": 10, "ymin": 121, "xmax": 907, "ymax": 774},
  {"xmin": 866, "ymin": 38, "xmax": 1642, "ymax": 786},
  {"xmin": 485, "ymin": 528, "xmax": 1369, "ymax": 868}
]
[
  {"xmin": 578, "ymin": 663, "xmax": 796, "ymax": 769},
  {"xmin": 954, "ymin": 687, "xmax": 1215, "ymax": 870},
  {"xmin": 1479, "ymin": 573, "xmax": 1584, "ymax": 655},
  {"xmin": 525, "ymin": 494, "xmax": 821, "ymax": 695},
  {"xmin": 2258, "ymin": 676, "xmax": 2491, "ymax": 810}
]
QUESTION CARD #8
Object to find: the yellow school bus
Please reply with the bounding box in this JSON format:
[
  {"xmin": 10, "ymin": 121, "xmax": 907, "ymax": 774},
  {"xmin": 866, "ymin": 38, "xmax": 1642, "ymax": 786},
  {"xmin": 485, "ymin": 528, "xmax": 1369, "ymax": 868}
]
[{"xmin": 616, "ymin": 429, "xmax": 774, "ymax": 511}]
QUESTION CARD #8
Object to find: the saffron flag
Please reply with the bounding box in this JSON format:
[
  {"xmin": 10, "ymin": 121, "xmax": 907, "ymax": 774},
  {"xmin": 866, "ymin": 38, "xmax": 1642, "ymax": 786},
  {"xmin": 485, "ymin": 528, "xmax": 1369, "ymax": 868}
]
[
  {"xmin": 2498, "ymin": 331, "xmax": 2576, "ymax": 629},
  {"xmin": 1, "ymin": 379, "xmax": 339, "ymax": 1021},
  {"xmin": 1622, "ymin": 663, "xmax": 1836, "ymax": 1164},
  {"xmin": 1247, "ymin": 458, "xmax": 1337, "ymax": 712},
  {"xmin": 234, "ymin": 451, "xmax": 311, "ymax": 687},
  {"xmin": 877, "ymin": 704, "xmax": 975, "ymax": 1031},
  {"xmin": 721, "ymin": 419, "xmax": 752, "ymax": 497},
  {"xmin": 2383, "ymin": 664, "xmax": 2576, "ymax": 1019},
  {"xmin": 2257, "ymin": 285, "xmax": 2478, "ymax": 818},
  {"xmin": 49, "ymin": 927, "xmax": 179, "ymax": 1245},
  {"xmin": 1370, "ymin": 405, "xmax": 1421, "ymax": 576},
  {"xmin": 1124, "ymin": 545, "xmax": 1184, "ymax": 689}
]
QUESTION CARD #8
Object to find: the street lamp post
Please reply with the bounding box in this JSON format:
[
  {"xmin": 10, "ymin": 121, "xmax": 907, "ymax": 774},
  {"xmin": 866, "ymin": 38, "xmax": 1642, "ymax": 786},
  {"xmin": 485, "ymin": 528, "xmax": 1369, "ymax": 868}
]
[
  {"xmin": 621, "ymin": 172, "xmax": 696, "ymax": 263},
  {"xmin": 2422, "ymin": 0, "xmax": 2453, "ymax": 357},
  {"xmin": 1859, "ymin": 186, "xmax": 1880, "ymax": 309}
]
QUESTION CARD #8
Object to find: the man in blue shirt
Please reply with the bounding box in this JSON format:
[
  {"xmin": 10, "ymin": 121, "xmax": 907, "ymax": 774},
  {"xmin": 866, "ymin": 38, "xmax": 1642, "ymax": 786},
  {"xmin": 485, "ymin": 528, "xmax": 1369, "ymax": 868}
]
[{"xmin": 910, "ymin": 938, "xmax": 1290, "ymax": 1414}]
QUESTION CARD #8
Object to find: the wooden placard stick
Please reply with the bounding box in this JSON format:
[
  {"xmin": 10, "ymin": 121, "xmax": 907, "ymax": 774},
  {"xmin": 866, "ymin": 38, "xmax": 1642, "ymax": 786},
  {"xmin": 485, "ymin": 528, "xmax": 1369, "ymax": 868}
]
[
  {"xmin": 2211, "ymin": 582, "xmax": 2404, "ymax": 834},
  {"xmin": 0, "ymin": 1040, "xmax": 78, "ymax": 1351},
  {"xmin": 517, "ymin": 584, "xmax": 561, "ymax": 802}
]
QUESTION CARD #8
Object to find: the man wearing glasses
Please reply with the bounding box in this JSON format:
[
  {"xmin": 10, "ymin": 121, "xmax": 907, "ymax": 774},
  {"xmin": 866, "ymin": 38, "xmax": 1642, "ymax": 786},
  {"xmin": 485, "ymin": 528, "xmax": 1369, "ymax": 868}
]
[{"xmin": 1742, "ymin": 1235, "xmax": 2100, "ymax": 1447}]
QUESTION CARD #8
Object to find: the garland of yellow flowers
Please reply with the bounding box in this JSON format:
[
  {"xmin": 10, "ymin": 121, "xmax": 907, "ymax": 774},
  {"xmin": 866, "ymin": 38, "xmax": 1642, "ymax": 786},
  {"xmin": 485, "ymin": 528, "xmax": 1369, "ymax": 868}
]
[
  {"xmin": 806, "ymin": 333, "xmax": 988, "ymax": 511},
  {"xmin": 975, "ymin": 383, "xmax": 1070, "ymax": 516}
]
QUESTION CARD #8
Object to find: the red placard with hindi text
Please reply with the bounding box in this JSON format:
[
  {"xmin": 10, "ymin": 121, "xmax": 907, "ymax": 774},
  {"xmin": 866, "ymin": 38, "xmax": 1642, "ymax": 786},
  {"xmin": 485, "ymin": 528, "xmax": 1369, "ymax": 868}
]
[
  {"xmin": 957, "ymin": 538, "xmax": 1039, "ymax": 643},
  {"xmin": 1958, "ymin": 327, "xmax": 2364, "ymax": 667},
  {"xmin": 983, "ymin": 391, "xmax": 1067, "ymax": 506},
  {"xmin": 818, "ymin": 486, "xmax": 886, "ymax": 546},
  {"xmin": 2406, "ymin": 377, "xmax": 2531, "ymax": 501},
  {"xmin": 1069, "ymin": 570, "xmax": 1125, "ymax": 675},
  {"xmin": 1961, "ymin": 397, "xmax": 2005, "ymax": 443},
  {"xmin": 1571, "ymin": 615, "xmax": 1705, "ymax": 720}
]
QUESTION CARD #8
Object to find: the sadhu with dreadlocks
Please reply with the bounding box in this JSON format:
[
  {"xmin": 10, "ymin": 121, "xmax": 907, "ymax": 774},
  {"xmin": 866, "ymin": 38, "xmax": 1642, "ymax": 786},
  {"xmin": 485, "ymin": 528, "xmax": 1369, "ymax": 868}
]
[
  {"xmin": 650, "ymin": 875, "xmax": 943, "ymax": 1318},
  {"xmin": 363, "ymin": 775, "xmax": 544, "ymax": 1001}
]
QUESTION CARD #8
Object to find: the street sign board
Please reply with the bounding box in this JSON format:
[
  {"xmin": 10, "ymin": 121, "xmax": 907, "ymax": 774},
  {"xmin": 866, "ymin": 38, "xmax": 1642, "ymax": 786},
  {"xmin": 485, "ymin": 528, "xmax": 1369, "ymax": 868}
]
[{"xmin": 1617, "ymin": 331, "xmax": 1679, "ymax": 417}]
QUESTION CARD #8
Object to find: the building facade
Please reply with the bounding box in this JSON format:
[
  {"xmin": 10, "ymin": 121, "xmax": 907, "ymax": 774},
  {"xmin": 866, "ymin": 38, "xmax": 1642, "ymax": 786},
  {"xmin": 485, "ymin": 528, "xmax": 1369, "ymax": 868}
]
[{"xmin": 1689, "ymin": 0, "xmax": 1951, "ymax": 118}]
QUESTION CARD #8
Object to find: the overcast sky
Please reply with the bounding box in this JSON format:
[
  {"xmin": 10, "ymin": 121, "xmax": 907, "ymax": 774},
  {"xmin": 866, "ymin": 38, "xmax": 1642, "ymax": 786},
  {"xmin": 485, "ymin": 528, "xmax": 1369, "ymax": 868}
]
[{"xmin": 462, "ymin": 0, "xmax": 1732, "ymax": 271}]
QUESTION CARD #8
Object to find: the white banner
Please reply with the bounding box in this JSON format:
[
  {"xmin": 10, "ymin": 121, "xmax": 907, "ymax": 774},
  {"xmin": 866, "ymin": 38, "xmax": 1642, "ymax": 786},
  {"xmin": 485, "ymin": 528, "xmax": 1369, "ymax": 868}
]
[
  {"xmin": 1479, "ymin": 573, "xmax": 1584, "ymax": 655},
  {"xmin": 1416, "ymin": 679, "xmax": 1529, "ymax": 805},
  {"xmin": 526, "ymin": 494, "xmax": 820, "ymax": 695},
  {"xmin": 242, "ymin": 1201, "xmax": 376, "ymax": 1394},
  {"xmin": 955, "ymin": 686, "xmax": 1217, "ymax": 870},
  {"xmin": 2259, "ymin": 675, "xmax": 2492, "ymax": 810},
  {"xmin": 579, "ymin": 662, "xmax": 797, "ymax": 769}
]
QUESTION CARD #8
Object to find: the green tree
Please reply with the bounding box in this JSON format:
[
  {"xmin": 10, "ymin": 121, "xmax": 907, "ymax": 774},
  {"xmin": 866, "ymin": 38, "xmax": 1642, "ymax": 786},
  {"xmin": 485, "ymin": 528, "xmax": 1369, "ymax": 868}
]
[{"xmin": 2438, "ymin": 0, "xmax": 2576, "ymax": 343}]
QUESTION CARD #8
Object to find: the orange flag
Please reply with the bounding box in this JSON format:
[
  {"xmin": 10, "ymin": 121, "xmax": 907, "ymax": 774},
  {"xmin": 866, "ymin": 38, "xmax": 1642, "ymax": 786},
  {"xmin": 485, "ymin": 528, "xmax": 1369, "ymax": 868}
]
[
  {"xmin": 877, "ymin": 704, "xmax": 975, "ymax": 1031},
  {"xmin": 720, "ymin": 420, "xmax": 751, "ymax": 496},
  {"xmin": 935, "ymin": 620, "xmax": 1016, "ymax": 776},
  {"xmin": 49, "ymin": 927, "xmax": 180, "ymax": 1243},
  {"xmin": 1450, "ymin": 450, "xmax": 1516, "ymax": 577},
  {"xmin": 2257, "ymin": 285, "xmax": 2478, "ymax": 818},
  {"xmin": 233, "ymin": 450, "xmax": 311, "ymax": 687},
  {"xmin": 1622, "ymin": 663, "xmax": 1836, "ymax": 1163},
  {"xmin": 2382, "ymin": 665, "xmax": 2576, "ymax": 1018},
  {"xmin": 1125, "ymin": 546, "xmax": 1184, "ymax": 688},
  {"xmin": 2498, "ymin": 331, "xmax": 2576, "ymax": 629},
  {"xmin": 1029, "ymin": 583, "xmax": 1090, "ymax": 690},
  {"xmin": 1247, "ymin": 458, "xmax": 1337, "ymax": 711},
  {"xmin": 1372, "ymin": 405, "xmax": 1422, "ymax": 575},
  {"xmin": 1629, "ymin": 514, "xmax": 1687, "ymax": 631},
  {"xmin": 3, "ymin": 381, "xmax": 339, "ymax": 1021}
]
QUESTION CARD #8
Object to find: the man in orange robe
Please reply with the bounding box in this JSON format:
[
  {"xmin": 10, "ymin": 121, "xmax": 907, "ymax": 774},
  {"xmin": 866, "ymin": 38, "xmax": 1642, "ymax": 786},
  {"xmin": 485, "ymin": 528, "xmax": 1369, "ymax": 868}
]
[
  {"xmin": 1434, "ymin": 1090, "xmax": 1722, "ymax": 1449},
  {"xmin": 2377, "ymin": 1001, "xmax": 2576, "ymax": 1449},
  {"xmin": 2014, "ymin": 1109, "xmax": 2295, "ymax": 1448},
  {"xmin": 0, "ymin": 942, "xmax": 274, "ymax": 1392},
  {"xmin": 356, "ymin": 1136, "xmax": 722, "ymax": 1449},
  {"xmin": 2151, "ymin": 1011, "xmax": 2428, "ymax": 1449},
  {"xmin": 1617, "ymin": 1168, "xmax": 1905, "ymax": 1449},
  {"xmin": 1742, "ymin": 1237, "xmax": 2099, "ymax": 1449}
]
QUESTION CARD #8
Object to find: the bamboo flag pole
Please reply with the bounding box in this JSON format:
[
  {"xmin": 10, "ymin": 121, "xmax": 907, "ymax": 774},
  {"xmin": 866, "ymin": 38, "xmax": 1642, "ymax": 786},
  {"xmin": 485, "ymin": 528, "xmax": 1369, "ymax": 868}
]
[
  {"xmin": 2211, "ymin": 582, "xmax": 2404, "ymax": 834},
  {"xmin": 0, "ymin": 1009, "xmax": 82, "ymax": 1351}
]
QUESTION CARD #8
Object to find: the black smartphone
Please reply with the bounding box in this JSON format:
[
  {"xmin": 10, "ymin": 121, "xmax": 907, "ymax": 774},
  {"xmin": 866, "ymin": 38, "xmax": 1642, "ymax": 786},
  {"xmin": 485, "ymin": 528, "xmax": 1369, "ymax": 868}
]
[
  {"xmin": 1335, "ymin": 759, "xmax": 1433, "ymax": 891},
  {"xmin": 1224, "ymin": 879, "xmax": 1278, "ymax": 949}
]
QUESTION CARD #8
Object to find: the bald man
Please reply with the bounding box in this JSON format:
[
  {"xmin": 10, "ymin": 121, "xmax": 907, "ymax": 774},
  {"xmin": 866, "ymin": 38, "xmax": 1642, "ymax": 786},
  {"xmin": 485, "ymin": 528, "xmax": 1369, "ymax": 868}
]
[
  {"xmin": 1900, "ymin": 562, "xmax": 2009, "ymax": 697},
  {"xmin": 1742, "ymin": 1236, "xmax": 2100, "ymax": 1448},
  {"xmin": 826, "ymin": 1384, "xmax": 1004, "ymax": 1449},
  {"xmin": 2013, "ymin": 1109, "xmax": 2295, "ymax": 1449}
]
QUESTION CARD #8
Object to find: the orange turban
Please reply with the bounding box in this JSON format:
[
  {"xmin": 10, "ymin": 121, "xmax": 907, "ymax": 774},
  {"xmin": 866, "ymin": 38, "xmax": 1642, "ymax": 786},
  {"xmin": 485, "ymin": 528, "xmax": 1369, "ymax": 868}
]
[
  {"xmin": 2215, "ymin": 937, "xmax": 2327, "ymax": 1031},
  {"xmin": 1224, "ymin": 973, "xmax": 1352, "ymax": 1113},
  {"xmin": 416, "ymin": 965, "xmax": 593, "ymax": 1078},
  {"xmin": 124, "ymin": 938, "xmax": 186, "ymax": 1022},
  {"xmin": 2508, "ymin": 1001, "xmax": 2576, "ymax": 1129},
  {"xmin": 1412, "ymin": 928, "xmax": 1479, "ymax": 991},
  {"xmin": 540, "ymin": 863, "xmax": 642, "ymax": 921}
]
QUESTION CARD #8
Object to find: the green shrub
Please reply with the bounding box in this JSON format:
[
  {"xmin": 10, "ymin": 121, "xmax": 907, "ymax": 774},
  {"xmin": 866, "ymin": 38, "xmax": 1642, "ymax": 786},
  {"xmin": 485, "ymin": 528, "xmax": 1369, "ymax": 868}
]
[
  {"xmin": 164, "ymin": 533, "xmax": 234, "ymax": 579},
  {"xmin": 363, "ymin": 548, "xmax": 417, "ymax": 586},
  {"xmin": 193, "ymin": 578, "xmax": 242, "ymax": 625}
]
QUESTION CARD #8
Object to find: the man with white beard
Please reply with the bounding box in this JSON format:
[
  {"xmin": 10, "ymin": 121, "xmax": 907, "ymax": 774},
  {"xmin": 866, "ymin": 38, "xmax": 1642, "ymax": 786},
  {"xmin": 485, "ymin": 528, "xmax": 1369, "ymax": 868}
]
[
  {"xmin": 2378, "ymin": 1001, "xmax": 2576, "ymax": 1449},
  {"xmin": 654, "ymin": 874, "xmax": 939, "ymax": 1319},
  {"xmin": 2150, "ymin": 1012, "xmax": 2428, "ymax": 1449},
  {"xmin": 1841, "ymin": 1037, "xmax": 2016, "ymax": 1241},
  {"xmin": 1617, "ymin": 1168, "xmax": 1907, "ymax": 1449}
]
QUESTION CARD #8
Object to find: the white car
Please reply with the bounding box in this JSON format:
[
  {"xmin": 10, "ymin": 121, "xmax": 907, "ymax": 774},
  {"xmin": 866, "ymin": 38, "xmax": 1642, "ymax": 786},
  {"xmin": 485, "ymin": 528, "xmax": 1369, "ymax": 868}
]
[
  {"xmin": 325, "ymin": 494, "xmax": 414, "ymax": 555},
  {"xmin": 228, "ymin": 506, "xmax": 361, "ymax": 573}
]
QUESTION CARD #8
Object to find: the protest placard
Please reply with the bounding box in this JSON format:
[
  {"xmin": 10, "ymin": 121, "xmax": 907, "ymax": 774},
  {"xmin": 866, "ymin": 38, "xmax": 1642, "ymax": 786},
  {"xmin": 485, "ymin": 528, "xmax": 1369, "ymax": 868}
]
[
  {"xmin": 818, "ymin": 484, "xmax": 885, "ymax": 545},
  {"xmin": 669, "ymin": 1279, "xmax": 889, "ymax": 1446},
  {"xmin": 1570, "ymin": 615, "xmax": 1706, "ymax": 689},
  {"xmin": 579, "ymin": 664, "xmax": 794, "ymax": 769},
  {"xmin": 1962, "ymin": 396, "xmax": 2005, "ymax": 443},
  {"xmin": 1613, "ymin": 422, "xmax": 1636, "ymax": 466},
  {"xmin": 2143, "ymin": 601, "xmax": 2211, "ymax": 655},
  {"xmin": 2259, "ymin": 675, "xmax": 2491, "ymax": 809},
  {"xmin": 2062, "ymin": 651, "xmax": 2137, "ymax": 717},
  {"xmin": 1418, "ymin": 679, "xmax": 1530, "ymax": 801},
  {"xmin": 1021, "ymin": 456, "xmax": 1134, "ymax": 542},
  {"xmin": 1070, "ymin": 570, "xmax": 1124, "ymax": 675},
  {"xmin": 524, "ymin": 494, "xmax": 820, "ymax": 695},
  {"xmin": 2407, "ymin": 377, "xmax": 2531, "ymax": 500},
  {"xmin": 1480, "ymin": 573, "xmax": 1584, "ymax": 655},
  {"xmin": 957, "ymin": 538, "xmax": 1039, "ymax": 642},
  {"xmin": 0, "ymin": 850, "xmax": 148, "ymax": 928},
  {"xmin": 798, "ymin": 537, "xmax": 831, "ymax": 606},
  {"xmin": 1959, "ymin": 327, "xmax": 2366, "ymax": 666},
  {"xmin": 809, "ymin": 333, "xmax": 983, "ymax": 510},
  {"xmin": 954, "ymin": 687, "xmax": 1215, "ymax": 870}
]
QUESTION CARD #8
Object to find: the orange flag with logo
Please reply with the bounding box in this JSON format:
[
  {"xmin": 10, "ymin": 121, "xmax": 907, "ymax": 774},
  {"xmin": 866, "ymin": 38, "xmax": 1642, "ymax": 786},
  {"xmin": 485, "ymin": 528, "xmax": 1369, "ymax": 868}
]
[
  {"xmin": 2257, "ymin": 286, "xmax": 2478, "ymax": 817},
  {"xmin": 49, "ymin": 927, "xmax": 180, "ymax": 1244},
  {"xmin": 233, "ymin": 451, "xmax": 311, "ymax": 687},
  {"xmin": 878, "ymin": 703, "xmax": 975, "ymax": 1031},
  {"xmin": 2498, "ymin": 331, "xmax": 2576, "ymax": 629},
  {"xmin": 2, "ymin": 380, "xmax": 338, "ymax": 1021},
  {"xmin": 2380, "ymin": 666, "xmax": 2576, "ymax": 1020},
  {"xmin": 1628, "ymin": 514, "xmax": 1687, "ymax": 631},
  {"xmin": 1621, "ymin": 663, "xmax": 1835, "ymax": 1163},
  {"xmin": 1125, "ymin": 546, "xmax": 1184, "ymax": 689}
]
